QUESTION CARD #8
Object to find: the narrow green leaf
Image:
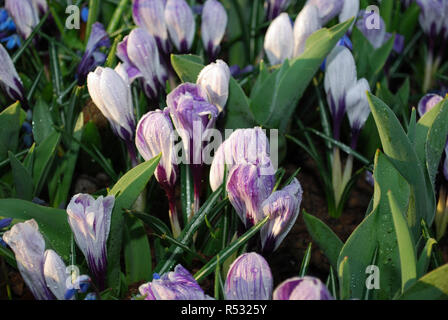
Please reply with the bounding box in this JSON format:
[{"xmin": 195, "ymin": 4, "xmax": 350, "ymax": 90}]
[
  {"xmin": 8, "ymin": 151, "xmax": 33, "ymax": 201},
  {"xmin": 417, "ymin": 238, "xmax": 437, "ymax": 278},
  {"xmin": 299, "ymin": 243, "xmax": 312, "ymax": 277},
  {"xmin": 398, "ymin": 264, "xmax": 448, "ymax": 300}
]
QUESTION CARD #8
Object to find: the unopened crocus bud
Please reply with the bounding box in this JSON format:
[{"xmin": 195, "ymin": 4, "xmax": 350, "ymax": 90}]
[
  {"xmin": 307, "ymin": 0, "xmax": 343, "ymax": 25},
  {"xmin": 66, "ymin": 194, "xmax": 115, "ymax": 289},
  {"xmin": 345, "ymin": 78, "xmax": 371, "ymax": 146},
  {"xmin": 273, "ymin": 276, "xmax": 333, "ymax": 300},
  {"xmin": 339, "ymin": 0, "xmax": 359, "ymax": 23},
  {"xmin": 226, "ymin": 157, "xmax": 276, "ymax": 228},
  {"xmin": 87, "ymin": 66, "xmax": 136, "ymax": 141},
  {"xmin": 210, "ymin": 127, "xmax": 270, "ymax": 191},
  {"xmin": 0, "ymin": 43, "xmax": 25, "ymax": 101},
  {"xmin": 265, "ymin": 0, "xmax": 291, "ymax": 21},
  {"xmin": 201, "ymin": 0, "xmax": 228, "ymax": 60},
  {"xmin": 261, "ymin": 178, "xmax": 303, "ymax": 253},
  {"xmin": 117, "ymin": 28, "xmax": 165, "ymax": 100},
  {"xmin": 416, "ymin": 0, "xmax": 448, "ymax": 39},
  {"xmin": 5, "ymin": 0, "xmax": 38, "ymax": 39},
  {"xmin": 356, "ymin": 10, "xmax": 387, "ymax": 49},
  {"xmin": 165, "ymin": 0, "xmax": 196, "ymax": 52},
  {"xmin": 196, "ymin": 59, "xmax": 231, "ymax": 112},
  {"xmin": 133, "ymin": 0, "xmax": 171, "ymax": 54},
  {"xmin": 324, "ymin": 46, "xmax": 357, "ymax": 140},
  {"xmin": 139, "ymin": 265, "xmax": 213, "ymax": 300},
  {"xmin": 293, "ymin": 4, "xmax": 322, "ymax": 57},
  {"xmin": 225, "ymin": 252, "xmax": 273, "ymax": 300},
  {"xmin": 77, "ymin": 22, "xmax": 111, "ymax": 85},
  {"xmin": 418, "ymin": 93, "xmax": 444, "ymax": 117},
  {"xmin": 3, "ymin": 220, "xmax": 69, "ymax": 300},
  {"xmin": 264, "ymin": 13, "xmax": 294, "ymax": 65}
]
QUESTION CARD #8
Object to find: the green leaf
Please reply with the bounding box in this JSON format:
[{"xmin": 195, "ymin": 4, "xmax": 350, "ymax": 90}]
[
  {"xmin": 0, "ymin": 102, "xmax": 21, "ymax": 162},
  {"xmin": 299, "ymin": 243, "xmax": 312, "ymax": 277},
  {"xmin": 8, "ymin": 151, "xmax": 33, "ymax": 200},
  {"xmin": 250, "ymin": 19, "xmax": 353, "ymax": 132},
  {"xmin": 171, "ymin": 54, "xmax": 204, "ymax": 83},
  {"xmin": 338, "ymin": 256, "xmax": 351, "ymax": 300},
  {"xmin": 130, "ymin": 210, "xmax": 172, "ymax": 237},
  {"xmin": 398, "ymin": 264, "xmax": 448, "ymax": 300},
  {"xmin": 32, "ymin": 99, "xmax": 54, "ymax": 145},
  {"xmin": 303, "ymin": 212, "xmax": 343, "ymax": 271},
  {"xmin": 106, "ymin": 155, "xmax": 161, "ymax": 295},
  {"xmin": 0, "ymin": 199, "xmax": 71, "ymax": 261},
  {"xmin": 417, "ymin": 238, "xmax": 437, "ymax": 278},
  {"xmin": 388, "ymin": 190, "xmax": 417, "ymax": 292}
]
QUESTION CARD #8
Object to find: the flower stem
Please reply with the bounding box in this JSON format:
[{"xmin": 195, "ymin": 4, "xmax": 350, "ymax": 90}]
[
  {"xmin": 166, "ymin": 188, "xmax": 181, "ymax": 238},
  {"xmin": 423, "ymin": 49, "xmax": 434, "ymax": 93},
  {"xmin": 332, "ymin": 147, "xmax": 342, "ymax": 207}
]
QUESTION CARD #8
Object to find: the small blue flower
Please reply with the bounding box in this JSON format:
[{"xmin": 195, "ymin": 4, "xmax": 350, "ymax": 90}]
[
  {"xmin": 64, "ymin": 288, "xmax": 77, "ymax": 300},
  {"xmin": 152, "ymin": 273, "xmax": 161, "ymax": 280},
  {"xmin": 84, "ymin": 293, "xmax": 97, "ymax": 300},
  {"xmin": 0, "ymin": 218, "xmax": 12, "ymax": 229},
  {"xmin": 81, "ymin": 7, "xmax": 89, "ymax": 23},
  {"xmin": 1, "ymin": 34, "xmax": 20, "ymax": 50}
]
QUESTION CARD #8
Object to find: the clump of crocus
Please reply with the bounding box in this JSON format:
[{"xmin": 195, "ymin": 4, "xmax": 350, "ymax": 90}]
[
  {"xmin": 273, "ymin": 276, "xmax": 333, "ymax": 300},
  {"xmin": 265, "ymin": 0, "xmax": 291, "ymax": 21},
  {"xmin": 165, "ymin": 0, "xmax": 196, "ymax": 53},
  {"xmin": 77, "ymin": 22, "xmax": 111, "ymax": 85},
  {"xmin": 225, "ymin": 252, "xmax": 273, "ymax": 300},
  {"xmin": 132, "ymin": 0, "xmax": 171, "ymax": 55},
  {"xmin": 260, "ymin": 178, "xmax": 303, "ymax": 253},
  {"xmin": 139, "ymin": 265, "xmax": 213, "ymax": 300},
  {"xmin": 66, "ymin": 194, "xmax": 115, "ymax": 290},
  {"xmin": 167, "ymin": 83, "xmax": 219, "ymax": 215},
  {"xmin": 136, "ymin": 109, "xmax": 181, "ymax": 236},
  {"xmin": 416, "ymin": 0, "xmax": 448, "ymax": 91},
  {"xmin": 0, "ymin": 43, "xmax": 26, "ymax": 103},
  {"xmin": 2, "ymin": 219, "xmax": 71, "ymax": 300},
  {"xmin": 196, "ymin": 59, "xmax": 231, "ymax": 113},
  {"xmin": 87, "ymin": 65, "xmax": 137, "ymax": 166},
  {"xmin": 201, "ymin": 0, "xmax": 228, "ymax": 61},
  {"xmin": 418, "ymin": 93, "xmax": 448, "ymax": 240},
  {"xmin": 117, "ymin": 27, "xmax": 167, "ymax": 102},
  {"xmin": 324, "ymin": 46, "xmax": 371, "ymax": 215}
]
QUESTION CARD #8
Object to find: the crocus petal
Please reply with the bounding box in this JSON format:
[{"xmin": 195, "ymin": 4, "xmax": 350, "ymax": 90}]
[
  {"xmin": 225, "ymin": 252, "xmax": 273, "ymax": 300},
  {"xmin": 0, "ymin": 43, "xmax": 25, "ymax": 101},
  {"xmin": 417, "ymin": 93, "xmax": 444, "ymax": 117},
  {"xmin": 345, "ymin": 78, "xmax": 371, "ymax": 132},
  {"xmin": 5, "ymin": 0, "xmax": 38, "ymax": 39},
  {"xmin": 66, "ymin": 194, "xmax": 115, "ymax": 288},
  {"xmin": 339, "ymin": 0, "xmax": 359, "ymax": 25},
  {"xmin": 356, "ymin": 10, "xmax": 387, "ymax": 49},
  {"xmin": 136, "ymin": 110, "xmax": 178, "ymax": 190},
  {"xmin": 260, "ymin": 178, "xmax": 303, "ymax": 252},
  {"xmin": 306, "ymin": 0, "xmax": 343, "ymax": 25},
  {"xmin": 416, "ymin": 0, "xmax": 448, "ymax": 39},
  {"xmin": 201, "ymin": 0, "xmax": 228, "ymax": 59},
  {"xmin": 2, "ymin": 219, "xmax": 54, "ymax": 300},
  {"xmin": 226, "ymin": 158, "xmax": 276, "ymax": 227},
  {"xmin": 196, "ymin": 59, "xmax": 231, "ymax": 112},
  {"xmin": 265, "ymin": 0, "xmax": 291, "ymax": 21},
  {"xmin": 264, "ymin": 13, "xmax": 294, "ymax": 65},
  {"xmin": 44, "ymin": 249, "xmax": 70, "ymax": 300},
  {"xmin": 133, "ymin": 0, "xmax": 171, "ymax": 54},
  {"xmin": 165, "ymin": 0, "xmax": 196, "ymax": 52},
  {"xmin": 210, "ymin": 127, "xmax": 270, "ymax": 191},
  {"xmin": 274, "ymin": 276, "xmax": 333, "ymax": 300},
  {"xmin": 293, "ymin": 4, "xmax": 322, "ymax": 57}
]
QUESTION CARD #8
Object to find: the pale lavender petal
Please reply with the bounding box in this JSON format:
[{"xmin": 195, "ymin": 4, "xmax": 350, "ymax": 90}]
[
  {"xmin": 165, "ymin": 0, "xmax": 196, "ymax": 52},
  {"xmin": 0, "ymin": 43, "xmax": 25, "ymax": 101},
  {"xmin": 5, "ymin": 0, "xmax": 38, "ymax": 39},
  {"xmin": 307, "ymin": 0, "xmax": 343, "ymax": 25},
  {"xmin": 418, "ymin": 93, "xmax": 443, "ymax": 117},
  {"xmin": 201, "ymin": 0, "xmax": 228, "ymax": 59},
  {"xmin": 273, "ymin": 276, "xmax": 333, "ymax": 300},
  {"xmin": 44, "ymin": 249, "xmax": 70, "ymax": 300}
]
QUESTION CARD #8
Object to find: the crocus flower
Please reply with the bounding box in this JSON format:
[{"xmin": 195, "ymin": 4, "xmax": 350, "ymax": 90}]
[
  {"xmin": 260, "ymin": 178, "xmax": 303, "ymax": 253},
  {"xmin": 210, "ymin": 127, "xmax": 270, "ymax": 192},
  {"xmin": 307, "ymin": 0, "xmax": 343, "ymax": 25},
  {"xmin": 77, "ymin": 22, "xmax": 111, "ymax": 85},
  {"xmin": 339, "ymin": 0, "xmax": 359, "ymax": 25},
  {"xmin": 418, "ymin": 93, "xmax": 443, "ymax": 117},
  {"xmin": 273, "ymin": 276, "xmax": 333, "ymax": 300},
  {"xmin": 5, "ymin": 0, "xmax": 38, "ymax": 39},
  {"xmin": 139, "ymin": 265, "xmax": 213, "ymax": 300},
  {"xmin": 136, "ymin": 110, "xmax": 181, "ymax": 236},
  {"xmin": 196, "ymin": 59, "xmax": 231, "ymax": 113},
  {"xmin": 2, "ymin": 219, "xmax": 70, "ymax": 300},
  {"xmin": 87, "ymin": 66, "xmax": 136, "ymax": 142},
  {"xmin": 265, "ymin": 0, "xmax": 291, "ymax": 21},
  {"xmin": 226, "ymin": 157, "xmax": 276, "ymax": 228},
  {"xmin": 293, "ymin": 4, "xmax": 322, "ymax": 57},
  {"xmin": 117, "ymin": 28, "xmax": 166, "ymax": 101},
  {"xmin": 0, "ymin": 43, "xmax": 25, "ymax": 102},
  {"xmin": 345, "ymin": 78, "xmax": 371, "ymax": 147},
  {"xmin": 66, "ymin": 194, "xmax": 115, "ymax": 289},
  {"xmin": 225, "ymin": 252, "xmax": 273, "ymax": 300},
  {"xmin": 324, "ymin": 46, "xmax": 357, "ymax": 140},
  {"xmin": 133, "ymin": 0, "xmax": 171, "ymax": 54},
  {"xmin": 201, "ymin": 0, "xmax": 228, "ymax": 61},
  {"xmin": 355, "ymin": 10, "xmax": 387, "ymax": 49},
  {"xmin": 165, "ymin": 0, "xmax": 196, "ymax": 53},
  {"xmin": 264, "ymin": 12, "xmax": 294, "ymax": 65},
  {"xmin": 416, "ymin": 0, "xmax": 448, "ymax": 39}
]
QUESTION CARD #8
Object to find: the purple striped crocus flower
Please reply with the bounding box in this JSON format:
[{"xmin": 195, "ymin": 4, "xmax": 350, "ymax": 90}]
[
  {"xmin": 5, "ymin": 0, "xmax": 38, "ymax": 39},
  {"xmin": 293, "ymin": 4, "xmax": 322, "ymax": 57},
  {"xmin": 416, "ymin": 0, "xmax": 448, "ymax": 40},
  {"xmin": 274, "ymin": 276, "xmax": 333, "ymax": 300},
  {"xmin": 66, "ymin": 194, "xmax": 115, "ymax": 290},
  {"xmin": 0, "ymin": 43, "xmax": 25, "ymax": 102},
  {"xmin": 264, "ymin": 12, "xmax": 294, "ymax": 65},
  {"xmin": 2, "ymin": 219, "xmax": 70, "ymax": 300},
  {"xmin": 225, "ymin": 252, "xmax": 273, "ymax": 300},
  {"xmin": 345, "ymin": 78, "xmax": 371, "ymax": 148},
  {"xmin": 418, "ymin": 93, "xmax": 444, "ymax": 117},
  {"xmin": 165, "ymin": 0, "xmax": 196, "ymax": 53},
  {"xmin": 77, "ymin": 22, "xmax": 110, "ymax": 85},
  {"xmin": 139, "ymin": 265, "xmax": 213, "ymax": 300},
  {"xmin": 201, "ymin": 0, "xmax": 228, "ymax": 61},
  {"xmin": 265, "ymin": 0, "xmax": 291, "ymax": 21}
]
